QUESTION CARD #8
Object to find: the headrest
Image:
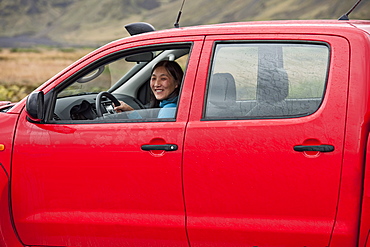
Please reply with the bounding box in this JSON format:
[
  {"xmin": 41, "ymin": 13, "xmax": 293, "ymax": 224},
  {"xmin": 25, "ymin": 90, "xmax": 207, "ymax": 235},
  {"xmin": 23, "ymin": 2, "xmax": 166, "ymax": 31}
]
[{"xmin": 208, "ymin": 73, "xmax": 236, "ymax": 107}]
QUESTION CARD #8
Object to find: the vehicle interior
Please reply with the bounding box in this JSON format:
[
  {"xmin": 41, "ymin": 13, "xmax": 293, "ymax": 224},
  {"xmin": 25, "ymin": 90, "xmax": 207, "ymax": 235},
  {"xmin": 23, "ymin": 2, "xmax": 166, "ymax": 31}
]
[{"xmin": 51, "ymin": 46, "xmax": 190, "ymax": 122}]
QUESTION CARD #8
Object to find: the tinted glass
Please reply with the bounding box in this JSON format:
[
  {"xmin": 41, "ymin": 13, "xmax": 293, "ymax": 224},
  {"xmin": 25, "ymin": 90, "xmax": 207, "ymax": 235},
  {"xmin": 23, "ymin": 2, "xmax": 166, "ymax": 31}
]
[{"xmin": 205, "ymin": 43, "xmax": 329, "ymax": 119}]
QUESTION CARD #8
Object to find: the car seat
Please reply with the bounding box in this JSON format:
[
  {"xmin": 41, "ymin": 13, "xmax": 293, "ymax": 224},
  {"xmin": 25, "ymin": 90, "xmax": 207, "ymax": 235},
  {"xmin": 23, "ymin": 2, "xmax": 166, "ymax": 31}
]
[{"xmin": 206, "ymin": 73, "xmax": 239, "ymax": 117}]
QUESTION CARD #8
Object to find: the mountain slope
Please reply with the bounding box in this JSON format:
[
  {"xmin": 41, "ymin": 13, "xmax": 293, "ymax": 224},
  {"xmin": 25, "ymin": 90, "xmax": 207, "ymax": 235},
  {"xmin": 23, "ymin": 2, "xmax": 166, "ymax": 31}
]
[{"xmin": 0, "ymin": 0, "xmax": 368, "ymax": 47}]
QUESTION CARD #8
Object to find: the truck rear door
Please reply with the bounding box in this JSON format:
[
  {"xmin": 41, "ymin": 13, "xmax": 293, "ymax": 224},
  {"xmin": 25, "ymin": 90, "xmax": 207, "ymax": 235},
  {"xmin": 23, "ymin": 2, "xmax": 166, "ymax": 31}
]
[{"xmin": 184, "ymin": 34, "xmax": 350, "ymax": 246}]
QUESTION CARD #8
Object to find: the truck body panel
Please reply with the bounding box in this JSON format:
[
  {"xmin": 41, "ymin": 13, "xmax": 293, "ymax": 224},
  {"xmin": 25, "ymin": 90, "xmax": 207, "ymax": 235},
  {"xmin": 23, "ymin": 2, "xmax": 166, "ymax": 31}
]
[{"xmin": 0, "ymin": 20, "xmax": 370, "ymax": 246}]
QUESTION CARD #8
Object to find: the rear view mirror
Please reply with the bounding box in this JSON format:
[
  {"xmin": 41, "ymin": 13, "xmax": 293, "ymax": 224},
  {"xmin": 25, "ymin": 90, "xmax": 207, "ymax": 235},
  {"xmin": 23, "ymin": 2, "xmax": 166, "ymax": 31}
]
[
  {"xmin": 26, "ymin": 91, "xmax": 45, "ymax": 122},
  {"xmin": 77, "ymin": 66, "xmax": 105, "ymax": 83},
  {"xmin": 125, "ymin": 52, "xmax": 154, "ymax": 63}
]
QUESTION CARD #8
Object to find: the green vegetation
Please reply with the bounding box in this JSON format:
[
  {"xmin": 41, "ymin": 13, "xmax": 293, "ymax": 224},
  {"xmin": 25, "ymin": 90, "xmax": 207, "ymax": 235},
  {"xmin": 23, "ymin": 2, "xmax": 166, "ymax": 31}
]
[
  {"xmin": 58, "ymin": 48, "xmax": 76, "ymax": 53},
  {"xmin": 0, "ymin": 84, "xmax": 35, "ymax": 101},
  {"xmin": 10, "ymin": 48, "xmax": 41, "ymax": 53}
]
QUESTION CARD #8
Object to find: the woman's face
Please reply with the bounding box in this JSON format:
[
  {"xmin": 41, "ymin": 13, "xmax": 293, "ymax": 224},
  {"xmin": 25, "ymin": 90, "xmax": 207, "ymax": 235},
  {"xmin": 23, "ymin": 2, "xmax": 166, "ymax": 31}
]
[{"xmin": 150, "ymin": 66, "xmax": 178, "ymax": 101}]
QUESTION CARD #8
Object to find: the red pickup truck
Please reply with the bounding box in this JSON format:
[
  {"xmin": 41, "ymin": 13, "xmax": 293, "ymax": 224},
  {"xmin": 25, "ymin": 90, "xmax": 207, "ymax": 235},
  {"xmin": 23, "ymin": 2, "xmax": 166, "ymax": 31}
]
[{"xmin": 0, "ymin": 18, "xmax": 370, "ymax": 247}]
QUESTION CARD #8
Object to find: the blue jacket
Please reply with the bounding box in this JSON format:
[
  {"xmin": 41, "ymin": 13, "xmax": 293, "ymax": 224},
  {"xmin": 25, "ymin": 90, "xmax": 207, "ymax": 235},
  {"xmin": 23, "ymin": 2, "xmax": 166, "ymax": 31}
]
[{"xmin": 158, "ymin": 96, "xmax": 178, "ymax": 118}]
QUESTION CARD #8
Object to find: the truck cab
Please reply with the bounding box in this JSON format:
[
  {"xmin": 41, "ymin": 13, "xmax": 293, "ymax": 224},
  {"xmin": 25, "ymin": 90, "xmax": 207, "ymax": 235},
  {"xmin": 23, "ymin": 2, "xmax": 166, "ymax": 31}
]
[{"xmin": 1, "ymin": 19, "xmax": 370, "ymax": 247}]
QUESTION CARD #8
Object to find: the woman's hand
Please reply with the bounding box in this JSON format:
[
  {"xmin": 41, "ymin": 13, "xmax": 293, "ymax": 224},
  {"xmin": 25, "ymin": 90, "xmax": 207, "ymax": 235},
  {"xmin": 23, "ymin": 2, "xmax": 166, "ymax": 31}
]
[{"xmin": 114, "ymin": 100, "xmax": 134, "ymax": 112}]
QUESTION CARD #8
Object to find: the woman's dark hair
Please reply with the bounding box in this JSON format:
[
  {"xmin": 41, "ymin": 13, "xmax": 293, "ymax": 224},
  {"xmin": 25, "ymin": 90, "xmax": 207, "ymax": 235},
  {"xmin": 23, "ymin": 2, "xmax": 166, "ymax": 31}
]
[{"xmin": 149, "ymin": 60, "xmax": 184, "ymax": 108}]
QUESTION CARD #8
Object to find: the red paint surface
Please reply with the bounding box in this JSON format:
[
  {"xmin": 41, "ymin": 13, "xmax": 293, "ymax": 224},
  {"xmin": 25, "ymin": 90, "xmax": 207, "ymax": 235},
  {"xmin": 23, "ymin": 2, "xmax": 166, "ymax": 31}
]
[{"xmin": 0, "ymin": 20, "xmax": 369, "ymax": 246}]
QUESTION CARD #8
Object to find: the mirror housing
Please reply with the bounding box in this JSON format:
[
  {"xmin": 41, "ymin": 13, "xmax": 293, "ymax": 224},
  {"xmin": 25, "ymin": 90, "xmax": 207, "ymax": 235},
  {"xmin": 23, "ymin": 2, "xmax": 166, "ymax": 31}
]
[{"xmin": 26, "ymin": 91, "xmax": 45, "ymax": 122}]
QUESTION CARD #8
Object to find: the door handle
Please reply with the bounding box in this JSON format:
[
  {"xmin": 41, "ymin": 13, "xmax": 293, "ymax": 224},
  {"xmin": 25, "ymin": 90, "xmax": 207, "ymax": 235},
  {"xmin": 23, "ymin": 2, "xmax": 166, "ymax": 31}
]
[
  {"xmin": 141, "ymin": 144, "xmax": 178, "ymax": 151},
  {"xmin": 293, "ymin": 145, "xmax": 334, "ymax": 153}
]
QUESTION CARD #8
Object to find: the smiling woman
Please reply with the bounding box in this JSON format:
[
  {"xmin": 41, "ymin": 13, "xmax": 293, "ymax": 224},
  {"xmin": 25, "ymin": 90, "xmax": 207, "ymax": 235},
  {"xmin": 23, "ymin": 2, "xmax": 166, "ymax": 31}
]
[
  {"xmin": 149, "ymin": 60, "xmax": 183, "ymax": 117},
  {"xmin": 151, "ymin": 63, "xmax": 180, "ymax": 101},
  {"xmin": 113, "ymin": 60, "xmax": 184, "ymax": 119}
]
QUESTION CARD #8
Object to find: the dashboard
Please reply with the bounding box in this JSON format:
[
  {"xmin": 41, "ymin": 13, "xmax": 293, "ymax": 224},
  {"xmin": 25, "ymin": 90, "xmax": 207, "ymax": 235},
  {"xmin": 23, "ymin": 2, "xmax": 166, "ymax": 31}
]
[{"xmin": 53, "ymin": 93, "xmax": 144, "ymax": 121}]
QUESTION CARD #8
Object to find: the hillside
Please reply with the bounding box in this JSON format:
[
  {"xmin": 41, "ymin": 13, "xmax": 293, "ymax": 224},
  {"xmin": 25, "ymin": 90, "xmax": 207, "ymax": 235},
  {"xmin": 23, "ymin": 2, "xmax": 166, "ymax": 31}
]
[{"xmin": 0, "ymin": 0, "xmax": 369, "ymax": 47}]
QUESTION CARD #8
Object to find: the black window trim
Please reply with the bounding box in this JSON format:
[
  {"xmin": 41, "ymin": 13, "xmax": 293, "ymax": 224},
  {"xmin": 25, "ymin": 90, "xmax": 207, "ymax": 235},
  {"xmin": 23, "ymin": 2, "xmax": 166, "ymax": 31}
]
[
  {"xmin": 201, "ymin": 40, "xmax": 331, "ymax": 121},
  {"xmin": 44, "ymin": 42, "xmax": 194, "ymax": 124}
]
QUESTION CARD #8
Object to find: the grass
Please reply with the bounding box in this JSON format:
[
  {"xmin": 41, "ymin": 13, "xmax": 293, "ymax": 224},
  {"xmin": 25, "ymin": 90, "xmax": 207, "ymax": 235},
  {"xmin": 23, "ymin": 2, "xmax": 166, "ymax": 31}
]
[{"xmin": 0, "ymin": 47, "xmax": 93, "ymax": 101}]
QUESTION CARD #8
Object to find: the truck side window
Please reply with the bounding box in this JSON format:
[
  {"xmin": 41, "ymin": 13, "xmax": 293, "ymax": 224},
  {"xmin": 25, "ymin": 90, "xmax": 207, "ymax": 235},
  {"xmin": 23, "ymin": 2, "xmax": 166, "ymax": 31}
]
[
  {"xmin": 52, "ymin": 46, "xmax": 190, "ymax": 122},
  {"xmin": 204, "ymin": 42, "xmax": 329, "ymax": 119}
]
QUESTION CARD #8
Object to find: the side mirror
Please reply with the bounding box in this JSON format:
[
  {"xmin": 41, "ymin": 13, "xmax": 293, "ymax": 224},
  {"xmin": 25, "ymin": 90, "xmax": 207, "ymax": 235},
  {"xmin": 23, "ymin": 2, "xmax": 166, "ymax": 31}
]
[{"xmin": 26, "ymin": 91, "xmax": 45, "ymax": 122}]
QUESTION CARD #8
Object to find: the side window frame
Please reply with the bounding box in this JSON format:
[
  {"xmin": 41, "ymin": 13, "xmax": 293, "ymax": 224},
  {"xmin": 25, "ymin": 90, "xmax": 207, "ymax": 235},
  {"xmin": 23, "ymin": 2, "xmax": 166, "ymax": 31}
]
[
  {"xmin": 202, "ymin": 40, "xmax": 331, "ymax": 121},
  {"xmin": 45, "ymin": 43, "xmax": 193, "ymax": 124}
]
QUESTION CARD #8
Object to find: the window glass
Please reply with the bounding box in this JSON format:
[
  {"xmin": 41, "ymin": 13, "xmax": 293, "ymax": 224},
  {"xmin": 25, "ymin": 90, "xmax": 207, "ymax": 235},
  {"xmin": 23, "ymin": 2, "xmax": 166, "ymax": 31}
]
[
  {"xmin": 53, "ymin": 47, "xmax": 189, "ymax": 122},
  {"xmin": 205, "ymin": 43, "xmax": 329, "ymax": 119}
]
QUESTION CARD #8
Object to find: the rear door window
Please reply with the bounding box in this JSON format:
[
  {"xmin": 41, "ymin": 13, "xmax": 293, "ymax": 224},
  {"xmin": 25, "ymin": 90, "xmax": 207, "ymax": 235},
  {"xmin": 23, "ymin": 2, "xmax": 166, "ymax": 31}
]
[{"xmin": 204, "ymin": 43, "xmax": 329, "ymax": 119}]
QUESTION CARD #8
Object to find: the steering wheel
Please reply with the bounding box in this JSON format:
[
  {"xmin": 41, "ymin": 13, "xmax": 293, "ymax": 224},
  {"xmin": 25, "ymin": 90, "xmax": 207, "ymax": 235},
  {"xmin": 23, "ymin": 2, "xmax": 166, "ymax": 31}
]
[{"xmin": 96, "ymin": 92, "xmax": 120, "ymax": 117}]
